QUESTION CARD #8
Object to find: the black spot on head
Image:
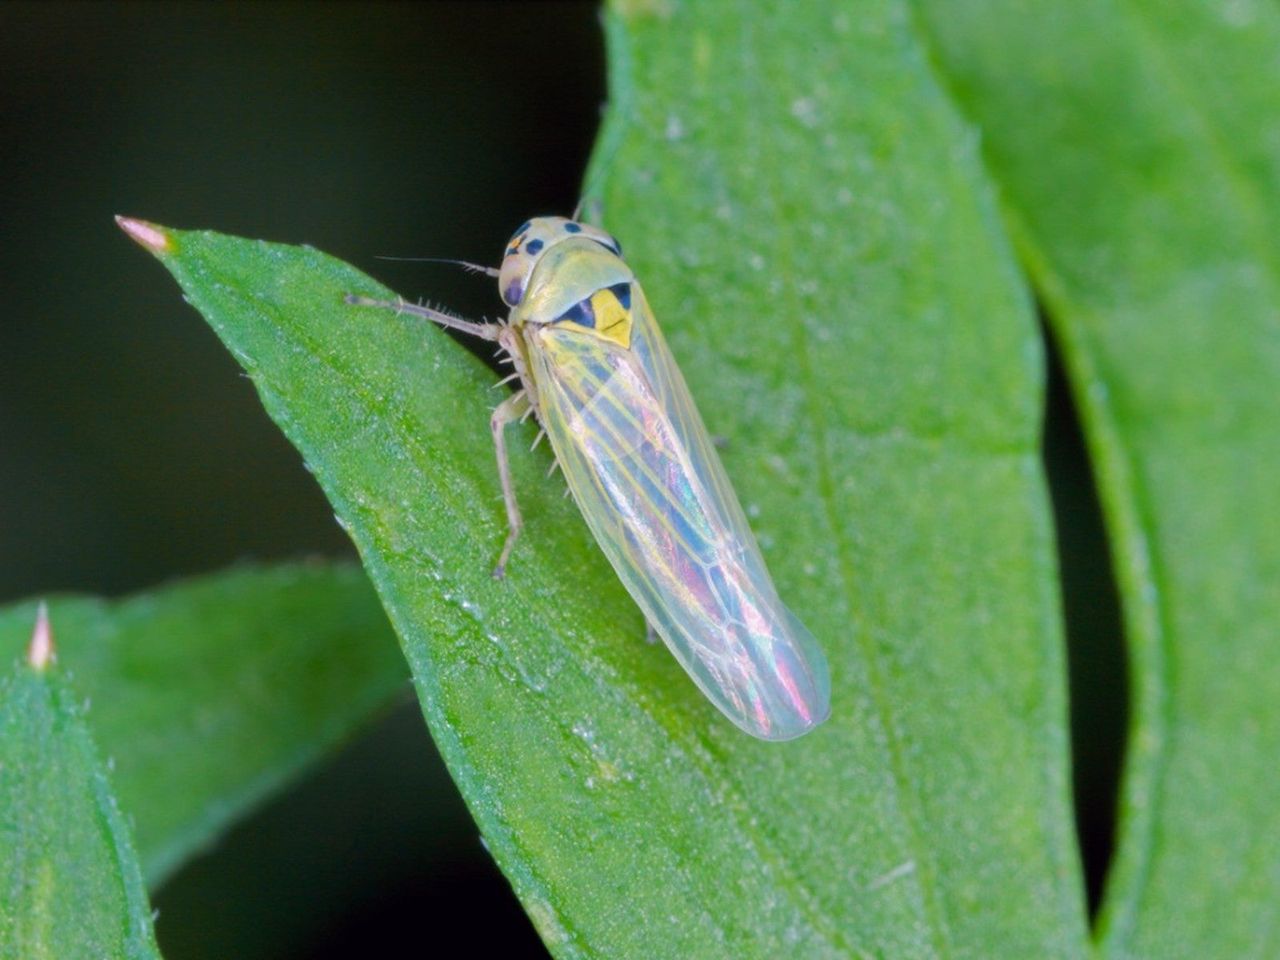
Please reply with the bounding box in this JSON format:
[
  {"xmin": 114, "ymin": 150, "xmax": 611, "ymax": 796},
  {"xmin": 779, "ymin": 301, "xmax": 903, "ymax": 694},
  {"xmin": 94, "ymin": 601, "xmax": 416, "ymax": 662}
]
[
  {"xmin": 503, "ymin": 280, "xmax": 524, "ymax": 306},
  {"xmin": 564, "ymin": 222, "xmax": 582, "ymax": 233},
  {"xmin": 525, "ymin": 238, "xmax": 544, "ymax": 255}
]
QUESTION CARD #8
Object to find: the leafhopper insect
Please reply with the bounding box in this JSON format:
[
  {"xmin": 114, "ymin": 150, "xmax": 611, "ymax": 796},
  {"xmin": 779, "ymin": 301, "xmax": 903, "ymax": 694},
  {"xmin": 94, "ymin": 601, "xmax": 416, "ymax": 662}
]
[{"xmin": 349, "ymin": 217, "xmax": 830, "ymax": 740}]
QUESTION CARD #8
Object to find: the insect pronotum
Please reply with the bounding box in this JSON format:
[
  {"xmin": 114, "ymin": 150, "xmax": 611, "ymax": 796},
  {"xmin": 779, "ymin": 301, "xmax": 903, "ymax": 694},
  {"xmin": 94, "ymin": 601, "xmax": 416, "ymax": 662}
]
[{"xmin": 349, "ymin": 217, "xmax": 830, "ymax": 741}]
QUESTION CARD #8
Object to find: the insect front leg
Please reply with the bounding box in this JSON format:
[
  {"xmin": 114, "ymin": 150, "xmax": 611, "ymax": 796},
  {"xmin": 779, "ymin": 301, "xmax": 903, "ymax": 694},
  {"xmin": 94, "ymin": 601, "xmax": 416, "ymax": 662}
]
[{"xmin": 490, "ymin": 389, "xmax": 532, "ymax": 580}]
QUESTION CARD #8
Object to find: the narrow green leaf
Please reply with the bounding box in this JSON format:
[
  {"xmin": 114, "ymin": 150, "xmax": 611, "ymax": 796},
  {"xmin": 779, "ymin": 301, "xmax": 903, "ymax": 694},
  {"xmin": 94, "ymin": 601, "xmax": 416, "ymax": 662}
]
[
  {"xmin": 0, "ymin": 562, "xmax": 405, "ymax": 887},
  {"xmin": 0, "ymin": 610, "xmax": 163, "ymax": 960},
  {"xmin": 914, "ymin": 2, "xmax": 1280, "ymax": 955},
  {"xmin": 118, "ymin": 1, "xmax": 1086, "ymax": 955}
]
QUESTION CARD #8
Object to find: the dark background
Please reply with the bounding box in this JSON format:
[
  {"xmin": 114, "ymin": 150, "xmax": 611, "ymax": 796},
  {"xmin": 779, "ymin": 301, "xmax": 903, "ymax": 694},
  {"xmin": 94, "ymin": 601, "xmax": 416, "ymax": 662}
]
[
  {"xmin": 2, "ymin": 3, "xmax": 603, "ymax": 956},
  {"xmin": 1, "ymin": 1, "xmax": 1124, "ymax": 953}
]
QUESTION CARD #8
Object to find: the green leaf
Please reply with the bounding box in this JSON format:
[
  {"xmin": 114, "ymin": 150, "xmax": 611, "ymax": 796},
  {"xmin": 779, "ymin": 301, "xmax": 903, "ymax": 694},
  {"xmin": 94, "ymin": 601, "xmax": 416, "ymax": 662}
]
[
  {"xmin": 0, "ymin": 610, "xmax": 163, "ymax": 960},
  {"xmin": 0, "ymin": 562, "xmax": 405, "ymax": 888},
  {"xmin": 913, "ymin": 2, "xmax": 1280, "ymax": 955},
  {"xmin": 118, "ymin": 2, "xmax": 1086, "ymax": 956}
]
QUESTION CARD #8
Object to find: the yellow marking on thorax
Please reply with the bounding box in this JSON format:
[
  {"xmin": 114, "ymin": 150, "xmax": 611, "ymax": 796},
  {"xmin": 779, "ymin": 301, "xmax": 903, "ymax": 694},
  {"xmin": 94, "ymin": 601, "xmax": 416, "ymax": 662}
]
[{"xmin": 591, "ymin": 286, "xmax": 633, "ymax": 348}]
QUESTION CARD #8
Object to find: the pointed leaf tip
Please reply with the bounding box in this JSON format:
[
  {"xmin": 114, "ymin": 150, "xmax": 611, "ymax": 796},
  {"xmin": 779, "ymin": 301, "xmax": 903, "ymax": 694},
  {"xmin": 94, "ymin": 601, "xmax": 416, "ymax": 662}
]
[
  {"xmin": 115, "ymin": 215, "xmax": 173, "ymax": 254},
  {"xmin": 28, "ymin": 600, "xmax": 55, "ymax": 671}
]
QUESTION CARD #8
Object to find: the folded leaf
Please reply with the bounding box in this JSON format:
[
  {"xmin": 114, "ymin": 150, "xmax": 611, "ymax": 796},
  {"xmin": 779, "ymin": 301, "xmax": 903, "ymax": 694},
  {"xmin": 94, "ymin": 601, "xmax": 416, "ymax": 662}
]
[
  {"xmin": 0, "ymin": 611, "xmax": 163, "ymax": 960},
  {"xmin": 914, "ymin": 2, "xmax": 1280, "ymax": 954},
  {"xmin": 0, "ymin": 562, "xmax": 405, "ymax": 887}
]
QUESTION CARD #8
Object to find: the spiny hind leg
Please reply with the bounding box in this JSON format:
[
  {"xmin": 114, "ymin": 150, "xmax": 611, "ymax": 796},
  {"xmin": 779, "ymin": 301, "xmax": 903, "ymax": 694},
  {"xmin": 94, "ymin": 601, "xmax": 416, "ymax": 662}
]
[
  {"xmin": 491, "ymin": 390, "xmax": 532, "ymax": 580},
  {"xmin": 345, "ymin": 294, "xmax": 499, "ymax": 341}
]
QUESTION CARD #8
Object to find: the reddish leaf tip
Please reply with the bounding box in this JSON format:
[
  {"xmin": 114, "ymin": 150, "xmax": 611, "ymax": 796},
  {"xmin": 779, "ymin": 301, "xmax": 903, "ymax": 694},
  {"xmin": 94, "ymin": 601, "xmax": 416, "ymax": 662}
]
[
  {"xmin": 27, "ymin": 601, "xmax": 55, "ymax": 671},
  {"xmin": 115, "ymin": 215, "xmax": 173, "ymax": 254}
]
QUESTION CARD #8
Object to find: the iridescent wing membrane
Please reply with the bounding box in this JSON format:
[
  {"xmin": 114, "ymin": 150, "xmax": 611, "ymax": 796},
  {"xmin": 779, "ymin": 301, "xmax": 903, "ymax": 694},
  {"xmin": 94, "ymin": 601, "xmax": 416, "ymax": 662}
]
[{"xmin": 530, "ymin": 283, "xmax": 831, "ymax": 740}]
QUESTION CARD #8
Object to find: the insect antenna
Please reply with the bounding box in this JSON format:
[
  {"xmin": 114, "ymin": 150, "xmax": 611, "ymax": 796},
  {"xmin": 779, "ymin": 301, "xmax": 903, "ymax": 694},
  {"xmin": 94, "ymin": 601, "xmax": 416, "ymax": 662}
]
[{"xmin": 374, "ymin": 255, "xmax": 500, "ymax": 278}]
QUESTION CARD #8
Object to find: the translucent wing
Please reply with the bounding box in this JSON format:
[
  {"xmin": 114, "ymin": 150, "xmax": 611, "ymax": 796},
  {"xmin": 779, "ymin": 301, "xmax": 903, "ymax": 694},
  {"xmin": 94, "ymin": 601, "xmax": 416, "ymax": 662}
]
[{"xmin": 528, "ymin": 285, "xmax": 830, "ymax": 740}]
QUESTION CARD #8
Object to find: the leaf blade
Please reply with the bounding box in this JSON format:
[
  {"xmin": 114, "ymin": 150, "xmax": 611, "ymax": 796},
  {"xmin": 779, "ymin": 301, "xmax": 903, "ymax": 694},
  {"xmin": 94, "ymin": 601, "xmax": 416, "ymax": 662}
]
[{"xmin": 584, "ymin": 3, "xmax": 1089, "ymax": 955}]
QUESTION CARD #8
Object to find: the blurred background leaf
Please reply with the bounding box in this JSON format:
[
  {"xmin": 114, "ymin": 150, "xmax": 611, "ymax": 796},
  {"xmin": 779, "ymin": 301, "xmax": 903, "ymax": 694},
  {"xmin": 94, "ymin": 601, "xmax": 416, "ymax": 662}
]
[
  {"xmin": 915, "ymin": 2, "xmax": 1280, "ymax": 955},
  {"xmin": 1, "ymin": 614, "xmax": 163, "ymax": 960},
  {"xmin": 0, "ymin": 561, "xmax": 406, "ymax": 888}
]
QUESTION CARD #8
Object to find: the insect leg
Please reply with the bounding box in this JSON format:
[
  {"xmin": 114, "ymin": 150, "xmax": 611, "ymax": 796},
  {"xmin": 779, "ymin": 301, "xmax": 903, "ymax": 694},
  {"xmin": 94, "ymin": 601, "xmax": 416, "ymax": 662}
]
[
  {"xmin": 490, "ymin": 390, "xmax": 531, "ymax": 580},
  {"xmin": 344, "ymin": 294, "xmax": 499, "ymax": 341}
]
